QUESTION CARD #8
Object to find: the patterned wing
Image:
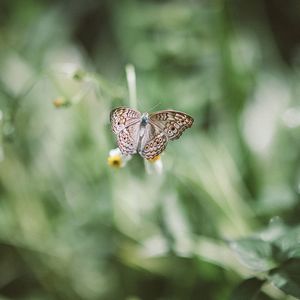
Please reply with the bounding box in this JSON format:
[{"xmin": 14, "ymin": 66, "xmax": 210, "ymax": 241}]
[
  {"xmin": 139, "ymin": 123, "xmax": 168, "ymax": 160},
  {"xmin": 149, "ymin": 110, "xmax": 193, "ymax": 140},
  {"xmin": 110, "ymin": 107, "xmax": 141, "ymax": 156},
  {"xmin": 117, "ymin": 122, "xmax": 140, "ymax": 155},
  {"xmin": 110, "ymin": 107, "xmax": 141, "ymax": 134}
]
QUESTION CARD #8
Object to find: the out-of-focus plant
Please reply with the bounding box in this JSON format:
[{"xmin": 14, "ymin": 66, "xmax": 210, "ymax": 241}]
[
  {"xmin": 230, "ymin": 218, "xmax": 300, "ymax": 299},
  {"xmin": 0, "ymin": 1, "xmax": 300, "ymax": 300}
]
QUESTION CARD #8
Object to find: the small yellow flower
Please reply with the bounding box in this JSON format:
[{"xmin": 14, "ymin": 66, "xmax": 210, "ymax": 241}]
[
  {"xmin": 107, "ymin": 155, "xmax": 123, "ymax": 168},
  {"xmin": 53, "ymin": 97, "xmax": 70, "ymax": 108},
  {"xmin": 107, "ymin": 148, "xmax": 131, "ymax": 168}
]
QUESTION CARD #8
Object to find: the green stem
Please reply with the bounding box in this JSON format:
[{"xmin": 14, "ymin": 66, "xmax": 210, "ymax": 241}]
[{"xmin": 125, "ymin": 64, "xmax": 137, "ymax": 109}]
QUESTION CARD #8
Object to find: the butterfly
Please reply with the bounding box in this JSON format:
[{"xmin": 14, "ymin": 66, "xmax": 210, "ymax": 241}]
[{"xmin": 110, "ymin": 107, "xmax": 194, "ymax": 159}]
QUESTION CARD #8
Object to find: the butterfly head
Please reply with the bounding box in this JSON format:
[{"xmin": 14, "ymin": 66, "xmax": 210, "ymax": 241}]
[{"xmin": 141, "ymin": 113, "xmax": 149, "ymax": 126}]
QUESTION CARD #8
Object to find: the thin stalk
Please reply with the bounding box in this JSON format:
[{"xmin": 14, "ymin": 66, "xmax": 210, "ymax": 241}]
[{"xmin": 125, "ymin": 64, "xmax": 137, "ymax": 109}]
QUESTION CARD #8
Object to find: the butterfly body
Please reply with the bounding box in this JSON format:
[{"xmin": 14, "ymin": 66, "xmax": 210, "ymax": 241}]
[
  {"xmin": 140, "ymin": 113, "xmax": 149, "ymax": 126},
  {"xmin": 110, "ymin": 107, "xmax": 193, "ymax": 159}
]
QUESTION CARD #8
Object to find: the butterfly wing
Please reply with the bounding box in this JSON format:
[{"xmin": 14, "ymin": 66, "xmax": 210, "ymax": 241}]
[
  {"xmin": 110, "ymin": 107, "xmax": 141, "ymax": 134},
  {"xmin": 117, "ymin": 122, "xmax": 141, "ymax": 155},
  {"xmin": 149, "ymin": 110, "xmax": 194, "ymax": 140},
  {"xmin": 110, "ymin": 107, "xmax": 141, "ymax": 155},
  {"xmin": 110, "ymin": 107, "xmax": 193, "ymax": 159},
  {"xmin": 139, "ymin": 123, "xmax": 168, "ymax": 160}
]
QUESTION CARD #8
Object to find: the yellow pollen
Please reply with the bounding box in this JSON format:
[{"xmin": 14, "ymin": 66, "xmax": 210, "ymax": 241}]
[
  {"xmin": 147, "ymin": 155, "xmax": 161, "ymax": 163},
  {"xmin": 107, "ymin": 155, "xmax": 122, "ymax": 168}
]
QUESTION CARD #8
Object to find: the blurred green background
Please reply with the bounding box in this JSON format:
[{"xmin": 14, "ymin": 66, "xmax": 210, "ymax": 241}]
[{"xmin": 1, "ymin": 0, "xmax": 300, "ymax": 299}]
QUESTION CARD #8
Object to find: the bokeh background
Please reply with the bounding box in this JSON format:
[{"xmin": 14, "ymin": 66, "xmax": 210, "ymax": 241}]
[{"xmin": 0, "ymin": 0, "xmax": 300, "ymax": 299}]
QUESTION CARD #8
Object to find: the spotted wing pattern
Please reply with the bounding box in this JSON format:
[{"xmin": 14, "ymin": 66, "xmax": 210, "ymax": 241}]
[
  {"xmin": 110, "ymin": 107, "xmax": 193, "ymax": 159},
  {"xmin": 117, "ymin": 122, "xmax": 140, "ymax": 155},
  {"xmin": 138, "ymin": 122, "xmax": 168, "ymax": 159},
  {"xmin": 140, "ymin": 130, "xmax": 168, "ymax": 159},
  {"xmin": 110, "ymin": 107, "xmax": 141, "ymax": 155},
  {"xmin": 110, "ymin": 107, "xmax": 141, "ymax": 134},
  {"xmin": 149, "ymin": 110, "xmax": 194, "ymax": 140}
]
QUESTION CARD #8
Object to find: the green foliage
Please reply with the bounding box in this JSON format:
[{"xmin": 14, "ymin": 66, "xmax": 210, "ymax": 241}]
[
  {"xmin": 231, "ymin": 277, "xmax": 267, "ymax": 300},
  {"xmin": 269, "ymin": 259, "xmax": 300, "ymax": 299},
  {"xmin": 0, "ymin": 0, "xmax": 300, "ymax": 299},
  {"xmin": 230, "ymin": 220, "xmax": 300, "ymax": 298}
]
